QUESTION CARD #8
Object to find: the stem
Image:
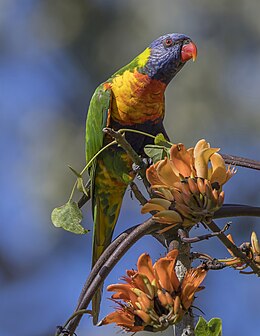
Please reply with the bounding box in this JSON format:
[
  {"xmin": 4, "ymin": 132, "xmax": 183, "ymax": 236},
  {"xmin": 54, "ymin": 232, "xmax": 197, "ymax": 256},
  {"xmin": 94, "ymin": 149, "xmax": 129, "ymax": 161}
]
[
  {"xmin": 178, "ymin": 224, "xmax": 230, "ymax": 243},
  {"xmin": 80, "ymin": 140, "xmax": 117, "ymax": 176},
  {"xmin": 119, "ymin": 128, "xmax": 173, "ymax": 146},
  {"xmin": 103, "ymin": 128, "xmax": 151, "ymax": 192},
  {"xmin": 75, "ymin": 229, "xmax": 135, "ymax": 310},
  {"xmin": 221, "ymin": 153, "xmax": 260, "ymax": 171},
  {"xmin": 68, "ymin": 140, "xmax": 117, "ymax": 202},
  {"xmin": 204, "ymin": 220, "xmax": 260, "ymax": 276},
  {"xmin": 130, "ymin": 181, "xmax": 148, "ymax": 205},
  {"xmin": 68, "ymin": 181, "xmax": 77, "ymax": 202}
]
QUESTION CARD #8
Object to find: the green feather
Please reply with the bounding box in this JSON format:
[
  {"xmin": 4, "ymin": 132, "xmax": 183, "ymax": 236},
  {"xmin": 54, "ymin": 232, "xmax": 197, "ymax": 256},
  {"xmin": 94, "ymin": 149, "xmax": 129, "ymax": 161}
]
[
  {"xmin": 85, "ymin": 83, "xmax": 111, "ymax": 164},
  {"xmin": 85, "ymin": 82, "xmax": 133, "ymax": 324}
]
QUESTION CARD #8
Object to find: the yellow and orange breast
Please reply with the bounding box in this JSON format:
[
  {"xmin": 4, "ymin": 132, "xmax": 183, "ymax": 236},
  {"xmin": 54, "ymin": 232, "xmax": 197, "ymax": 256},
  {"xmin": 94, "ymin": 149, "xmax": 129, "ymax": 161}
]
[{"xmin": 110, "ymin": 69, "xmax": 166, "ymax": 125}]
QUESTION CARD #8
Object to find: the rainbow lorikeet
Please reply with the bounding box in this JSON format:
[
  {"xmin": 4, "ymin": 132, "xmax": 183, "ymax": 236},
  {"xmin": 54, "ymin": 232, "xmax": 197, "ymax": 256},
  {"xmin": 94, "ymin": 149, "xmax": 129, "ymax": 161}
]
[{"xmin": 85, "ymin": 33, "xmax": 197, "ymax": 323}]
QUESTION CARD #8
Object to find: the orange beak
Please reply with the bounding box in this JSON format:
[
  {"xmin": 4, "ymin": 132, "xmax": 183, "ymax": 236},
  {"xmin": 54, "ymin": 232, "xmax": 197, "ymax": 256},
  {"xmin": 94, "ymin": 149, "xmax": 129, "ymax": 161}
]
[{"xmin": 181, "ymin": 41, "xmax": 197, "ymax": 62}]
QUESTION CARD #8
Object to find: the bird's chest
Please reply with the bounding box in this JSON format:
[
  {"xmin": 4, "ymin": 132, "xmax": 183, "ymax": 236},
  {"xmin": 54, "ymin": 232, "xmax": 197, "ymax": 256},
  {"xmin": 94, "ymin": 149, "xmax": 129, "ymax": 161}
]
[{"xmin": 110, "ymin": 70, "xmax": 166, "ymax": 125}]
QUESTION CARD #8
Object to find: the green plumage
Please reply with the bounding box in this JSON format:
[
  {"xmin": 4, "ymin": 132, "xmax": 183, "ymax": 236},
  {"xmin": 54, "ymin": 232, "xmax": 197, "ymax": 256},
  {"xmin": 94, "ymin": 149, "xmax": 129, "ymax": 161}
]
[{"xmin": 85, "ymin": 83, "xmax": 132, "ymax": 324}]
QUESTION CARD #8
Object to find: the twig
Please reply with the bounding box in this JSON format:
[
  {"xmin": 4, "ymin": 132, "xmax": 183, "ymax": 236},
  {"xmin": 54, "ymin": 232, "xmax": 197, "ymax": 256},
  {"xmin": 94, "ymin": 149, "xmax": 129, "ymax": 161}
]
[
  {"xmin": 191, "ymin": 252, "xmax": 226, "ymax": 270},
  {"xmin": 77, "ymin": 190, "xmax": 91, "ymax": 209},
  {"xmin": 204, "ymin": 220, "xmax": 260, "ymax": 276},
  {"xmin": 178, "ymin": 224, "xmax": 230, "ymax": 243},
  {"xmin": 103, "ymin": 128, "xmax": 143, "ymax": 166},
  {"xmin": 103, "ymin": 128, "xmax": 151, "ymax": 191},
  {"xmin": 75, "ymin": 230, "xmax": 134, "ymax": 310},
  {"xmin": 130, "ymin": 181, "xmax": 148, "ymax": 205},
  {"xmin": 221, "ymin": 153, "xmax": 260, "ymax": 171},
  {"xmin": 203, "ymin": 259, "xmax": 227, "ymax": 271},
  {"xmin": 191, "ymin": 252, "xmax": 214, "ymax": 261}
]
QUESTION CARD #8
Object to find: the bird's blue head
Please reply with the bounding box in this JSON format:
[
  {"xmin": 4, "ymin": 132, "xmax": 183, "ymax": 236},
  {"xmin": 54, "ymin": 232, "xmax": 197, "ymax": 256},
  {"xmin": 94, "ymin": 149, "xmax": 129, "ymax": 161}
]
[{"xmin": 142, "ymin": 33, "xmax": 197, "ymax": 84}]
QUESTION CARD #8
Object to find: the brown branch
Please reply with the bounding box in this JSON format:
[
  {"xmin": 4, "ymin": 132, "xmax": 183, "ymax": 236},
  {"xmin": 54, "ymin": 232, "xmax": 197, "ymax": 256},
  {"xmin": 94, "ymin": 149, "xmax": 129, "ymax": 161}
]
[
  {"xmin": 214, "ymin": 204, "xmax": 260, "ymax": 218},
  {"xmin": 103, "ymin": 128, "xmax": 142, "ymax": 166},
  {"xmin": 178, "ymin": 223, "xmax": 230, "ymax": 243},
  {"xmin": 221, "ymin": 153, "xmax": 260, "ymax": 171},
  {"xmin": 130, "ymin": 181, "xmax": 148, "ymax": 205},
  {"xmin": 64, "ymin": 218, "xmax": 158, "ymax": 335},
  {"xmin": 204, "ymin": 220, "xmax": 260, "ymax": 276},
  {"xmin": 75, "ymin": 230, "xmax": 133, "ymax": 310},
  {"xmin": 77, "ymin": 190, "xmax": 91, "ymax": 209},
  {"xmin": 103, "ymin": 127, "xmax": 151, "ymax": 192}
]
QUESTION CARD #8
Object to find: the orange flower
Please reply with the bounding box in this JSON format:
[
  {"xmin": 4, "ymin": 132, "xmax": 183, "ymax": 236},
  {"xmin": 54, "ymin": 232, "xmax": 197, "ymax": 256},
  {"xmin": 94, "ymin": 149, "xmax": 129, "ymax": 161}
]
[
  {"xmin": 99, "ymin": 250, "xmax": 207, "ymax": 332},
  {"xmin": 218, "ymin": 232, "xmax": 260, "ymax": 270},
  {"xmin": 142, "ymin": 139, "xmax": 236, "ymax": 231}
]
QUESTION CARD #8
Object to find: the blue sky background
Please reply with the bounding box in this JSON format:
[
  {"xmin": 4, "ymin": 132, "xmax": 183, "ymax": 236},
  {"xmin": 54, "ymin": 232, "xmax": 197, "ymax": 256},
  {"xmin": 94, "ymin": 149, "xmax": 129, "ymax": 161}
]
[{"xmin": 1, "ymin": 1, "xmax": 259, "ymax": 335}]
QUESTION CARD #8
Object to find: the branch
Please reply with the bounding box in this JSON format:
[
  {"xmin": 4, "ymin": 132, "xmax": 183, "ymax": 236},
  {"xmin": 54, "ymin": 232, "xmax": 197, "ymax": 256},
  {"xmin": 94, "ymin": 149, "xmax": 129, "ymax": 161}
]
[
  {"xmin": 75, "ymin": 229, "xmax": 134, "ymax": 310},
  {"xmin": 204, "ymin": 220, "xmax": 260, "ymax": 276},
  {"xmin": 221, "ymin": 153, "xmax": 260, "ymax": 171},
  {"xmin": 178, "ymin": 223, "xmax": 230, "ymax": 243},
  {"xmin": 76, "ymin": 148, "xmax": 260, "ymax": 209},
  {"xmin": 104, "ymin": 128, "xmax": 151, "ymax": 191},
  {"xmin": 214, "ymin": 204, "xmax": 260, "ymax": 218},
  {"xmin": 61, "ymin": 204, "xmax": 260, "ymax": 335},
  {"xmin": 130, "ymin": 181, "xmax": 148, "ymax": 205},
  {"xmin": 103, "ymin": 128, "xmax": 143, "ymax": 167},
  {"xmin": 77, "ymin": 189, "xmax": 91, "ymax": 209},
  {"xmin": 65, "ymin": 217, "xmax": 158, "ymax": 335}
]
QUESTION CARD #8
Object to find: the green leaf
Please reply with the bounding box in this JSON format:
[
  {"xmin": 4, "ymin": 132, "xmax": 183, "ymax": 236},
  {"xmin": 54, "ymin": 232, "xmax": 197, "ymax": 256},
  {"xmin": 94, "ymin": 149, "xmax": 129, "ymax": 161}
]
[
  {"xmin": 154, "ymin": 133, "xmax": 172, "ymax": 148},
  {"xmin": 51, "ymin": 201, "xmax": 88, "ymax": 234},
  {"xmin": 195, "ymin": 317, "xmax": 208, "ymax": 336},
  {"xmin": 195, "ymin": 316, "xmax": 222, "ymax": 336},
  {"xmin": 144, "ymin": 145, "xmax": 169, "ymax": 163},
  {"xmin": 208, "ymin": 318, "xmax": 222, "ymax": 336}
]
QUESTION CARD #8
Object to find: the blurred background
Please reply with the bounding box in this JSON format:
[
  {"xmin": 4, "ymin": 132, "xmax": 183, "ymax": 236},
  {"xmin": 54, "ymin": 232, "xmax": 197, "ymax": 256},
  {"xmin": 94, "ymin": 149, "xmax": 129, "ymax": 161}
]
[{"xmin": 1, "ymin": 0, "xmax": 260, "ymax": 335}]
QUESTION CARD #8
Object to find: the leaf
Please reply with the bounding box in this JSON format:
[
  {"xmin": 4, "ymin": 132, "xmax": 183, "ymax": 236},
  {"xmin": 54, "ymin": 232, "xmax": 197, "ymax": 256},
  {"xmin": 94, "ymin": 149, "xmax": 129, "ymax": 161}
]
[
  {"xmin": 144, "ymin": 145, "xmax": 169, "ymax": 163},
  {"xmin": 195, "ymin": 317, "xmax": 208, "ymax": 336},
  {"xmin": 154, "ymin": 133, "xmax": 172, "ymax": 148},
  {"xmin": 51, "ymin": 201, "xmax": 88, "ymax": 234},
  {"xmin": 208, "ymin": 318, "xmax": 222, "ymax": 336},
  {"xmin": 195, "ymin": 316, "xmax": 222, "ymax": 336}
]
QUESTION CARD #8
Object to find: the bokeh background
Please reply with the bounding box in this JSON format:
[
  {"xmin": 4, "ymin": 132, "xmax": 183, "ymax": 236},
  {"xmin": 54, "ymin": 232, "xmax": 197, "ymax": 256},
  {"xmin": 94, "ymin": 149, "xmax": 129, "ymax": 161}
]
[{"xmin": 1, "ymin": 1, "xmax": 260, "ymax": 335}]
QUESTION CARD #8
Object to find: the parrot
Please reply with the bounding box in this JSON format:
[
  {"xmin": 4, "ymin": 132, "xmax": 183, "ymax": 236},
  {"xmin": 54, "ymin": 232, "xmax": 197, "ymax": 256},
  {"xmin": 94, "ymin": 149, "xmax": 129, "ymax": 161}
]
[{"xmin": 85, "ymin": 33, "xmax": 197, "ymax": 323}]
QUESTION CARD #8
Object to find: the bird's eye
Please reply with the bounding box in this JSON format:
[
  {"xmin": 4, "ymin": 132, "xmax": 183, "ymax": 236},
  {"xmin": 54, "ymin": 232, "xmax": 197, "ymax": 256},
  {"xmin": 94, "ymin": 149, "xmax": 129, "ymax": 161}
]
[{"xmin": 164, "ymin": 38, "xmax": 173, "ymax": 47}]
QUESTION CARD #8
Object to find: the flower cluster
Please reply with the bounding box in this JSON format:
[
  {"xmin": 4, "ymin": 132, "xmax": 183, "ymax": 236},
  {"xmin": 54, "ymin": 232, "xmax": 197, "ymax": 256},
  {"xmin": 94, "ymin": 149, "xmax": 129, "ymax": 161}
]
[
  {"xmin": 141, "ymin": 139, "xmax": 236, "ymax": 231},
  {"xmin": 99, "ymin": 250, "xmax": 207, "ymax": 332},
  {"xmin": 219, "ymin": 231, "xmax": 260, "ymax": 270}
]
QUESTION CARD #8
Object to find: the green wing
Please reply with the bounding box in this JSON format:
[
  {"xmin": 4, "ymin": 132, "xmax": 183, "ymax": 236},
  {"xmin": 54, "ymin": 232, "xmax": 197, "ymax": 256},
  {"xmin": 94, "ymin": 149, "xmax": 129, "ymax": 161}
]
[
  {"xmin": 85, "ymin": 81, "xmax": 133, "ymax": 324},
  {"xmin": 85, "ymin": 82, "xmax": 111, "ymax": 164}
]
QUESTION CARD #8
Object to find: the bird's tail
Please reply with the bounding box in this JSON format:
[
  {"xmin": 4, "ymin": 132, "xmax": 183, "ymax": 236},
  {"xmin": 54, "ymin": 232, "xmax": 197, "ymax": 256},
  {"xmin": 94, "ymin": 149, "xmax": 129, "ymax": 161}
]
[{"xmin": 91, "ymin": 153, "xmax": 132, "ymax": 324}]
